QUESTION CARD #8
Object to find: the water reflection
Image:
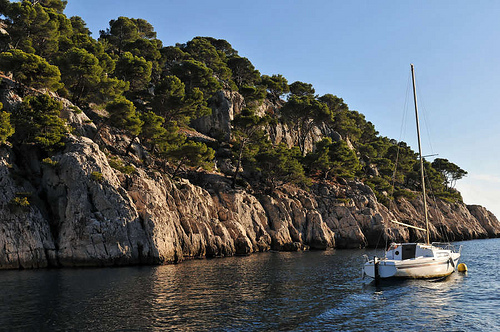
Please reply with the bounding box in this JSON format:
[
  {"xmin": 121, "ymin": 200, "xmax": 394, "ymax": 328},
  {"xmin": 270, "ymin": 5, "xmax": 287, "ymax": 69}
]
[{"xmin": 0, "ymin": 239, "xmax": 498, "ymax": 331}]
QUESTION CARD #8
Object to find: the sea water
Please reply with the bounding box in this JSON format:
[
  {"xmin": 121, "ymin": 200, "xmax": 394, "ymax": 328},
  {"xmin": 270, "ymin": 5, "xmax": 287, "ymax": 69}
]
[{"xmin": 0, "ymin": 238, "xmax": 498, "ymax": 331}]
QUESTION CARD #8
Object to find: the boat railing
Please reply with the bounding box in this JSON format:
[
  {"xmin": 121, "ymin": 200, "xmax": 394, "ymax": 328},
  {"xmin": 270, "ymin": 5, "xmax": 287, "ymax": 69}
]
[{"xmin": 431, "ymin": 242, "xmax": 461, "ymax": 253}]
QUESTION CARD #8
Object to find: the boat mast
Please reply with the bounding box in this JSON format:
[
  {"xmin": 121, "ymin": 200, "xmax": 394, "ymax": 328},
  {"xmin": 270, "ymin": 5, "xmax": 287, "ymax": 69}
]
[{"xmin": 410, "ymin": 64, "xmax": 430, "ymax": 245}]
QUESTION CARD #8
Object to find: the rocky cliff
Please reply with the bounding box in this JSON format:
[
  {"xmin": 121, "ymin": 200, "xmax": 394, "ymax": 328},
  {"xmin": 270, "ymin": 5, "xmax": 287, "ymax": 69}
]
[
  {"xmin": 1, "ymin": 133, "xmax": 499, "ymax": 269},
  {"xmin": 1, "ymin": 88, "xmax": 499, "ymax": 269}
]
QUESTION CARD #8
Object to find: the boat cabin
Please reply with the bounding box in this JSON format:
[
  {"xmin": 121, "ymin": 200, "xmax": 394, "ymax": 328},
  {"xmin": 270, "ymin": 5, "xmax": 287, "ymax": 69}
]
[{"xmin": 385, "ymin": 243, "xmax": 434, "ymax": 260}]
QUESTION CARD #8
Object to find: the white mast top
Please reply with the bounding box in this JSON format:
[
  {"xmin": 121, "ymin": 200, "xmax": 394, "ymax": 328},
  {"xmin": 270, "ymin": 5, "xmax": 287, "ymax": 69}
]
[{"xmin": 410, "ymin": 64, "xmax": 430, "ymax": 245}]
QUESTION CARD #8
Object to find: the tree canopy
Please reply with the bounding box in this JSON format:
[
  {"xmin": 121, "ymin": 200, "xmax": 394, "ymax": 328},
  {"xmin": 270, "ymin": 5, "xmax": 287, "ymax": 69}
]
[
  {"xmin": 281, "ymin": 94, "xmax": 332, "ymax": 155},
  {"xmin": 0, "ymin": 0, "xmax": 468, "ymax": 202},
  {"xmin": 11, "ymin": 94, "xmax": 66, "ymax": 150},
  {"xmin": 0, "ymin": 49, "xmax": 61, "ymax": 92}
]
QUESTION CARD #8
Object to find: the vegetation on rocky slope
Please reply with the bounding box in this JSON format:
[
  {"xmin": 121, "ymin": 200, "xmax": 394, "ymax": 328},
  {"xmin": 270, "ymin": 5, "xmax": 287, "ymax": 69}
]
[{"xmin": 0, "ymin": 0, "xmax": 468, "ymax": 205}]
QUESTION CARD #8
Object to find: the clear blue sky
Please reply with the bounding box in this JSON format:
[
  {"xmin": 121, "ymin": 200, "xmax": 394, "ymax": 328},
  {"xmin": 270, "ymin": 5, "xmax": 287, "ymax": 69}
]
[{"xmin": 65, "ymin": 0, "xmax": 500, "ymax": 217}]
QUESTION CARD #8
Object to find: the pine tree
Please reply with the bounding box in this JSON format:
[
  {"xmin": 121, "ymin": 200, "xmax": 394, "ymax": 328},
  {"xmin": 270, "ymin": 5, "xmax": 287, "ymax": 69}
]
[
  {"xmin": 58, "ymin": 47, "xmax": 102, "ymax": 104},
  {"xmin": 0, "ymin": 49, "xmax": 62, "ymax": 93},
  {"xmin": 11, "ymin": 94, "xmax": 66, "ymax": 150},
  {"xmin": 254, "ymin": 144, "xmax": 310, "ymax": 191},
  {"xmin": 231, "ymin": 108, "xmax": 270, "ymax": 188},
  {"xmin": 168, "ymin": 140, "xmax": 215, "ymax": 178},
  {"xmin": 280, "ymin": 94, "xmax": 332, "ymax": 155}
]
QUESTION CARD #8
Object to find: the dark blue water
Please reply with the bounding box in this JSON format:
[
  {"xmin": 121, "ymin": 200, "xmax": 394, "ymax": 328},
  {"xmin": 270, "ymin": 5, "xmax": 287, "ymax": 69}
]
[{"xmin": 0, "ymin": 238, "xmax": 498, "ymax": 331}]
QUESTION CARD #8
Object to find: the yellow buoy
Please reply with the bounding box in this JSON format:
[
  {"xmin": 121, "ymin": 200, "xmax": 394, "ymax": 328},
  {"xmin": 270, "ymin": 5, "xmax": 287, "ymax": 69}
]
[{"xmin": 457, "ymin": 263, "xmax": 468, "ymax": 272}]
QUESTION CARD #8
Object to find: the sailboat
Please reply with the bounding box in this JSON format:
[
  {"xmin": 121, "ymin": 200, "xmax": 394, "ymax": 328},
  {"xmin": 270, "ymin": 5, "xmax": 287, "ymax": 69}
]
[{"xmin": 363, "ymin": 64, "xmax": 461, "ymax": 280}]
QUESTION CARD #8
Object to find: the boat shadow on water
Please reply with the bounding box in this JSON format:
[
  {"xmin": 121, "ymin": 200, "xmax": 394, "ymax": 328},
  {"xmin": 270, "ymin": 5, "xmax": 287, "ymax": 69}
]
[
  {"xmin": 362, "ymin": 272, "xmax": 467, "ymax": 300},
  {"xmin": 362, "ymin": 270, "xmax": 467, "ymax": 292}
]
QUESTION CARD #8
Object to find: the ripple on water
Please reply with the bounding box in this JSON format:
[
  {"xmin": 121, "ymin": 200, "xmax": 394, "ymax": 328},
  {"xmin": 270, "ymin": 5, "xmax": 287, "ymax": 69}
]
[{"xmin": 0, "ymin": 239, "xmax": 499, "ymax": 331}]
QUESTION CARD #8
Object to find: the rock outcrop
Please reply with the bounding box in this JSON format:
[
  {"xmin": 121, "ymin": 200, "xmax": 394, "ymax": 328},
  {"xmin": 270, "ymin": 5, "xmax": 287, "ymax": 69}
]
[
  {"xmin": 0, "ymin": 148, "xmax": 56, "ymax": 269},
  {"xmin": 192, "ymin": 89, "xmax": 340, "ymax": 153}
]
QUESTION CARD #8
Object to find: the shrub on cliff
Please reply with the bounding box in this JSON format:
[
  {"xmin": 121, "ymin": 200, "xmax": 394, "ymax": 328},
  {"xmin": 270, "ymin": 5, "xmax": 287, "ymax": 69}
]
[
  {"xmin": 11, "ymin": 94, "xmax": 67, "ymax": 151},
  {"xmin": 0, "ymin": 104, "xmax": 15, "ymax": 145},
  {"xmin": 167, "ymin": 140, "xmax": 215, "ymax": 178}
]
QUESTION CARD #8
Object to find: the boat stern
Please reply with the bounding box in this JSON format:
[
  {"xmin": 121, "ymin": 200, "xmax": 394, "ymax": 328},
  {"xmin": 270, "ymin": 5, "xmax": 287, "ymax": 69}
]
[{"xmin": 363, "ymin": 258, "xmax": 398, "ymax": 279}]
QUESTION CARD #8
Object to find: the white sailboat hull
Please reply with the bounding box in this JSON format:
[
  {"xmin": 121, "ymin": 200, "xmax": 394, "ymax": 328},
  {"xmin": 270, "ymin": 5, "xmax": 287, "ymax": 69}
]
[{"xmin": 364, "ymin": 253, "xmax": 460, "ymax": 279}]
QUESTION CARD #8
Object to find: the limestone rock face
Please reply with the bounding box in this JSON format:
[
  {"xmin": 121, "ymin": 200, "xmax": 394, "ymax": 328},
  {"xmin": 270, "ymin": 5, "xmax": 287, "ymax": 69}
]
[
  {"xmin": 57, "ymin": 99, "xmax": 96, "ymax": 138},
  {"xmin": 42, "ymin": 137, "xmax": 151, "ymax": 266},
  {"xmin": 191, "ymin": 90, "xmax": 245, "ymax": 141},
  {"xmin": 467, "ymin": 205, "xmax": 500, "ymax": 238},
  {"xmin": 191, "ymin": 89, "xmax": 340, "ymax": 154},
  {"xmin": 258, "ymin": 185, "xmax": 335, "ymax": 250},
  {"xmin": 0, "ymin": 148, "xmax": 56, "ymax": 269},
  {"xmin": 2, "ymin": 134, "xmax": 500, "ymax": 270}
]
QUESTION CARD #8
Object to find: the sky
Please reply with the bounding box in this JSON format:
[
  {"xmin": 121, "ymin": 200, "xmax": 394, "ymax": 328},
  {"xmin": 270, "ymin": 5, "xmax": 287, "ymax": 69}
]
[{"xmin": 64, "ymin": 0, "xmax": 500, "ymax": 217}]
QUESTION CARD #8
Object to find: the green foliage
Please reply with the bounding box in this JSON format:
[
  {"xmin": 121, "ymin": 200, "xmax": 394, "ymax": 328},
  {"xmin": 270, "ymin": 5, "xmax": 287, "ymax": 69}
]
[
  {"xmin": 167, "ymin": 140, "xmax": 215, "ymax": 177},
  {"xmin": 125, "ymin": 38, "xmax": 162, "ymax": 81},
  {"xmin": 152, "ymin": 75, "xmax": 210, "ymax": 125},
  {"xmin": 58, "ymin": 47, "xmax": 102, "ymax": 103},
  {"xmin": 90, "ymin": 171, "xmax": 103, "ymax": 182},
  {"xmin": 289, "ymin": 81, "xmax": 315, "ymax": 97},
  {"xmin": 201, "ymin": 37, "xmax": 238, "ymax": 58},
  {"xmin": 155, "ymin": 120, "xmax": 184, "ymax": 152},
  {"xmin": 105, "ymin": 97, "xmax": 143, "ymax": 136},
  {"xmin": 99, "ymin": 16, "xmax": 157, "ymax": 55},
  {"xmin": 114, "ymin": 51, "xmax": 152, "ymax": 93},
  {"xmin": 365, "ymin": 176, "xmax": 393, "ymax": 207},
  {"xmin": 238, "ymin": 84, "xmax": 266, "ymax": 107},
  {"xmin": 281, "ymin": 95, "xmax": 332, "ymax": 155},
  {"xmin": 253, "ymin": 144, "xmax": 310, "ymax": 191},
  {"xmin": 108, "ymin": 156, "xmax": 135, "ymax": 174},
  {"xmin": 420, "ymin": 160, "xmax": 446, "ymax": 193},
  {"xmin": 0, "ymin": 49, "xmax": 62, "ymax": 92},
  {"xmin": 41, "ymin": 157, "xmax": 58, "ymax": 166},
  {"xmin": 11, "ymin": 94, "xmax": 66, "ymax": 150},
  {"xmin": 393, "ymin": 188, "xmax": 417, "ymax": 200},
  {"xmin": 305, "ymin": 138, "xmax": 361, "ymax": 179},
  {"xmin": 434, "ymin": 189, "xmax": 463, "ymax": 203},
  {"xmin": 162, "ymin": 46, "xmax": 191, "ymax": 69},
  {"xmin": 0, "ymin": 110, "xmax": 15, "ymax": 145},
  {"xmin": 380, "ymin": 141, "xmax": 416, "ymax": 184},
  {"xmin": 231, "ymin": 108, "xmax": 271, "ymax": 188},
  {"xmin": 227, "ymin": 55, "xmax": 260, "ymax": 88},
  {"xmin": 69, "ymin": 105, "xmax": 82, "ymax": 114},
  {"xmin": 1, "ymin": 0, "xmax": 60, "ymax": 56},
  {"xmin": 318, "ymin": 94, "xmax": 379, "ymax": 146},
  {"xmin": 170, "ymin": 59, "xmax": 221, "ymax": 95},
  {"xmin": 183, "ymin": 37, "xmax": 232, "ymax": 83},
  {"xmin": 431, "ymin": 158, "xmax": 467, "ymax": 189},
  {"xmin": 69, "ymin": 16, "xmax": 90, "ymax": 35},
  {"xmin": 99, "ymin": 16, "xmax": 141, "ymax": 54},
  {"xmin": 99, "ymin": 16, "xmax": 164, "ymax": 85},
  {"xmin": 139, "ymin": 111, "xmax": 167, "ymax": 146},
  {"xmin": 318, "ymin": 94, "xmax": 348, "ymax": 113},
  {"xmin": 0, "ymin": 4, "xmax": 470, "ymax": 200},
  {"xmin": 94, "ymin": 76, "xmax": 130, "ymax": 104},
  {"xmin": 261, "ymin": 74, "xmax": 289, "ymax": 102}
]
